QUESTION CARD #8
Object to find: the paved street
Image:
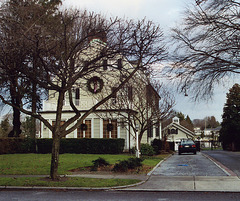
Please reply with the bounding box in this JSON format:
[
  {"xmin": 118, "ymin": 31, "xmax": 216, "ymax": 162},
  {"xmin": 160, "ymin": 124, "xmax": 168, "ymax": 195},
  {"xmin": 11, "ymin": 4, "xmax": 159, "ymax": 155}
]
[
  {"xmin": 203, "ymin": 150, "xmax": 240, "ymax": 176},
  {"xmin": 1, "ymin": 191, "xmax": 240, "ymax": 201}
]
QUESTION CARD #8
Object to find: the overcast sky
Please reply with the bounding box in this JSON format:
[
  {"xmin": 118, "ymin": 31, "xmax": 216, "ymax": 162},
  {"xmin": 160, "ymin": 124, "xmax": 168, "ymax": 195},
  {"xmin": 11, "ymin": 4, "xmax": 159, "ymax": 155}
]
[{"xmin": 61, "ymin": 0, "xmax": 236, "ymax": 122}]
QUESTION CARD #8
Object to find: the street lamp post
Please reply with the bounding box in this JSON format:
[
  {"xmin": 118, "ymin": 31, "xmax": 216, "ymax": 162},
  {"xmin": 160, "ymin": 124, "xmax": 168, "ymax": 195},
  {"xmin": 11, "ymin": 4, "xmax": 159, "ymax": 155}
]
[{"xmin": 135, "ymin": 124, "xmax": 140, "ymax": 158}]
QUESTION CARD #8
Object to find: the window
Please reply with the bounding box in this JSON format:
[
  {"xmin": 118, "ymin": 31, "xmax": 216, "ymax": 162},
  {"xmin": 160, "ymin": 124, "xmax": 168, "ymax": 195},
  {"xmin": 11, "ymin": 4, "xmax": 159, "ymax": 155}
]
[
  {"xmin": 103, "ymin": 120, "xmax": 110, "ymax": 138},
  {"xmin": 103, "ymin": 119, "xmax": 117, "ymax": 139},
  {"xmin": 111, "ymin": 120, "xmax": 117, "ymax": 139},
  {"xmin": 52, "ymin": 121, "xmax": 65, "ymax": 126},
  {"xmin": 77, "ymin": 120, "xmax": 91, "ymax": 138},
  {"xmin": 75, "ymin": 88, "xmax": 80, "ymax": 106}
]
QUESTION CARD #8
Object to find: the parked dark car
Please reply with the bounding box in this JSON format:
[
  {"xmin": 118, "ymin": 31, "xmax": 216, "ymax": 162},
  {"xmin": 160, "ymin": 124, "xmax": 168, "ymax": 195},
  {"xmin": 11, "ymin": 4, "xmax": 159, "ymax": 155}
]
[{"xmin": 178, "ymin": 139, "xmax": 197, "ymax": 155}]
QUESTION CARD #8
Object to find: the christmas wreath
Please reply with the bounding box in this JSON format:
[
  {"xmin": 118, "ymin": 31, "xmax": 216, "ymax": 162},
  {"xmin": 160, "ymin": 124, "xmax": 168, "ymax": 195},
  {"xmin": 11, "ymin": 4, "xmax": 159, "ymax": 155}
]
[{"xmin": 87, "ymin": 76, "xmax": 104, "ymax": 94}]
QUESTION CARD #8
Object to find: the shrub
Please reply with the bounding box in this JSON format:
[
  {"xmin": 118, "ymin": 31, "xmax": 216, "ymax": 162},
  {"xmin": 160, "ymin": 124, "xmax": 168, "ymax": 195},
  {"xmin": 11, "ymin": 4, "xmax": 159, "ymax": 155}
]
[
  {"xmin": 112, "ymin": 160, "xmax": 129, "ymax": 172},
  {"xmin": 93, "ymin": 157, "xmax": 110, "ymax": 167},
  {"xmin": 126, "ymin": 157, "xmax": 143, "ymax": 169},
  {"xmin": 112, "ymin": 157, "xmax": 144, "ymax": 172},
  {"xmin": 140, "ymin": 143, "xmax": 155, "ymax": 156},
  {"xmin": 151, "ymin": 139, "xmax": 162, "ymax": 154}
]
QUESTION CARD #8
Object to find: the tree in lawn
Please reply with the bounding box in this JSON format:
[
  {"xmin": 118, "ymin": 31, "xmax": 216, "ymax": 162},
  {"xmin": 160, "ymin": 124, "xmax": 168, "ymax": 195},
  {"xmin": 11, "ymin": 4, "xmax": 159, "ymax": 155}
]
[
  {"xmin": 220, "ymin": 84, "xmax": 240, "ymax": 151},
  {"xmin": 170, "ymin": 0, "xmax": 240, "ymax": 99},
  {"xmin": 0, "ymin": 0, "xmax": 61, "ymax": 138},
  {"xmin": 99, "ymin": 76, "xmax": 174, "ymax": 152},
  {"xmin": 0, "ymin": 2, "xmax": 167, "ymax": 180}
]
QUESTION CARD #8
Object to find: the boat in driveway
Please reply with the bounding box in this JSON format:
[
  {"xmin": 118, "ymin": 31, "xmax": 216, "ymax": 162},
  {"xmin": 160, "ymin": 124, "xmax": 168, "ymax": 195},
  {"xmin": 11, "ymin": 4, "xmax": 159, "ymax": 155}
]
[{"xmin": 178, "ymin": 139, "xmax": 197, "ymax": 155}]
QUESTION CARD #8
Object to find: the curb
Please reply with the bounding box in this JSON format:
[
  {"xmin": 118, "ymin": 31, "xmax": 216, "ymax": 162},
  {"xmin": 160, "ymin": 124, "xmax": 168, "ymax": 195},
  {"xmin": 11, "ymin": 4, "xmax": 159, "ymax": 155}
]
[{"xmin": 0, "ymin": 177, "xmax": 147, "ymax": 192}]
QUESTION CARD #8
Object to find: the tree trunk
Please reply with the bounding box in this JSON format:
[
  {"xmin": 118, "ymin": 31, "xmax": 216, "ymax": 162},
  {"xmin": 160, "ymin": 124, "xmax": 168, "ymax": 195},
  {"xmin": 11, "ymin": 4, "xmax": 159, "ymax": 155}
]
[
  {"xmin": 8, "ymin": 85, "xmax": 22, "ymax": 137},
  {"xmin": 50, "ymin": 91, "xmax": 65, "ymax": 180},
  {"xmin": 30, "ymin": 83, "xmax": 37, "ymax": 139},
  {"xmin": 50, "ymin": 133, "xmax": 61, "ymax": 180}
]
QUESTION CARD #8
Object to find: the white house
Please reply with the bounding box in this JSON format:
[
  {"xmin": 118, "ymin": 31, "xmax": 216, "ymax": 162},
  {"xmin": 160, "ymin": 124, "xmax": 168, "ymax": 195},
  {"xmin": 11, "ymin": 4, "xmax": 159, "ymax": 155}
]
[
  {"xmin": 162, "ymin": 117, "xmax": 196, "ymax": 151},
  {"xmin": 39, "ymin": 38, "xmax": 161, "ymax": 151}
]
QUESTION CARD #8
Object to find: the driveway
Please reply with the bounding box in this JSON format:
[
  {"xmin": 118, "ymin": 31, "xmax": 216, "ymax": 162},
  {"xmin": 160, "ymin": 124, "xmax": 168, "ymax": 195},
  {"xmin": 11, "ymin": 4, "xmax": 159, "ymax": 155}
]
[
  {"xmin": 152, "ymin": 152, "xmax": 227, "ymax": 176},
  {"xmin": 125, "ymin": 152, "xmax": 240, "ymax": 191}
]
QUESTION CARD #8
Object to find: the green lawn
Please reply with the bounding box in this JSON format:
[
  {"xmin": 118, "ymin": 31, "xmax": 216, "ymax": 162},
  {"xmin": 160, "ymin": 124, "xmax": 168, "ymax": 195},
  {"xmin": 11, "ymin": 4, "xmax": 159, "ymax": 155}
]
[
  {"xmin": 0, "ymin": 153, "xmax": 169, "ymax": 175},
  {"xmin": 0, "ymin": 153, "xmax": 169, "ymax": 187}
]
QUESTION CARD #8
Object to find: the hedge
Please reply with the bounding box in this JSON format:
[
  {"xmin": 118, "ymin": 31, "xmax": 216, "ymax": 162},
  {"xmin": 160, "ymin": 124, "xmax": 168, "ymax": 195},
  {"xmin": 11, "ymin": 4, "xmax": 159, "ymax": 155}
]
[
  {"xmin": 151, "ymin": 139, "xmax": 175, "ymax": 152},
  {"xmin": 0, "ymin": 138, "xmax": 125, "ymax": 154},
  {"xmin": 0, "ymin": 138, "xmax": 36, "ymax": 154}
]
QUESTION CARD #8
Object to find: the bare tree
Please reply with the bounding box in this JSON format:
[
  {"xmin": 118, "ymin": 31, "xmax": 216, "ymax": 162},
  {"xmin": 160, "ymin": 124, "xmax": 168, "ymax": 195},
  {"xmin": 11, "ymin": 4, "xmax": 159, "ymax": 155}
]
[
  {"xmin": 98, "ymin": 75, "xmax": 175, "ymax": 151},
  {"xmin": 170, "ymin": 0, "xmax": 240, "ymax": 99},
  {"xmin": 0, "ymin": 0, "xmax": 60, "ymax": 137},
  {"xmin": 0, "ymin": 1, "xmax": 166, "ymax": 180}
]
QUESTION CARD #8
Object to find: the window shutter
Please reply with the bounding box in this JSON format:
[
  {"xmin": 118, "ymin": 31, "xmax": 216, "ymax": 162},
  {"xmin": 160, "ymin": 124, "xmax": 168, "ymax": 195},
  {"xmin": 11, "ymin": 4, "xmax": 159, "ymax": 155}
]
[
  {"xmin": 117, "ymin": 59, "xmax": 122, "ymax": 69},
  {"xmin": 75, "ymin": 88, "xmax": 80, "ymax": 100},
  {"xmin": 128, "ymin": 86, "xmax": 133, "ymax": 101},
  {"xmin": 103, "ymin": 59, "xmax": 107, "ymax": 70},
  {"xmin": 112, "ymin": 87, "xmax": 117, "ymax": 98}
]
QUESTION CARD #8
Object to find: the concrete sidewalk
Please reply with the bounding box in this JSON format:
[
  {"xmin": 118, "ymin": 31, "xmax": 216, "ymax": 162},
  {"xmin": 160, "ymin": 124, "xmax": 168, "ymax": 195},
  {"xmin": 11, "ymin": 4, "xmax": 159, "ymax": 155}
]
[{"xmin": 123, "ymin": 175, "xmax": 240, "ymax": 192}]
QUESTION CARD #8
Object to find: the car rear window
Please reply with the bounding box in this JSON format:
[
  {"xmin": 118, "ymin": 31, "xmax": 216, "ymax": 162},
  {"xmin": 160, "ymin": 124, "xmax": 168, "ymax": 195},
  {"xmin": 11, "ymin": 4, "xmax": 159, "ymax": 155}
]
[{"xmin": 181, "ymin": 140, "xmax": 194, "ymax": 145}]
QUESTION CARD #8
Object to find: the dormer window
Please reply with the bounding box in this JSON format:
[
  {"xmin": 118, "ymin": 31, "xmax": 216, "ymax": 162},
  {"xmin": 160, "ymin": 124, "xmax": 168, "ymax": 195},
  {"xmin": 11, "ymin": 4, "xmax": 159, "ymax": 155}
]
[{"xmin": 173, "ymin": 117, "xmax": 180, "ymax": 124}]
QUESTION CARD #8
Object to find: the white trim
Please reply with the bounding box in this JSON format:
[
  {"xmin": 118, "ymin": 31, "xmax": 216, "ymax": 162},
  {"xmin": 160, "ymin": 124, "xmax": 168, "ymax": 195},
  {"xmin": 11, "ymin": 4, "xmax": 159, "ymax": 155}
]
[
  {"xmin": 49, "ymin": 120, "xmax": 53, "ymax": 138},
  {"xmin": 109, "ymin": 119, "xmax": 112, "ymax": 138},
  {"xmin": 40, "ymin": 122, "xmax": 43, "ymax": 138},
  {"xmin": 100, "ymin": 118, "xmax": 103, "ymax": 138},
  {"xmin": 159, "ymin": 122, "xmax": 162, "ymax": 139},
  {"xmin": 91, "ymin": 118, "xmax": 94, "ymax": 138},
  {"xmin": 83, "ymin": 119, "xmax": 86, "ymax": 138},
  {"xmin": 117, "ymin": 123, "xmax": 120, "ymax": 138},
  {"xmin": 126, "ymin": 124, "xmax": 129, "ymax": 149},
  {"xmin": 74, "ymin": 126, "xmax": 77, "ymax": 138}
]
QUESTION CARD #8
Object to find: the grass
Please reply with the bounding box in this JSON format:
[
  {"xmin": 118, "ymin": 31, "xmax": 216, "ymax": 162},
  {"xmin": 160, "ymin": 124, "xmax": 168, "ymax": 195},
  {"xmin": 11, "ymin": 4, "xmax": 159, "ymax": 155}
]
[
  {"xmin": 142, "ymin": 154, "xmax": 169, "ymax": 167},
  {"xmin": 0, "ymin": 153, "xmax": 169, "ymax": 187},
  {"xmin": 0, "ymin": 153, "xmax": 169, "ymax": 175},
  {"xmin": 0, "ymin": 177, "xmax": 140, "ymax": 187},
  {"xmin": 201, "ymin": 147, "xmax": 223, "ymax": 151},
  {"xmin": 0, "ymin": 154, "xmax": 131, "ymax": 175}
]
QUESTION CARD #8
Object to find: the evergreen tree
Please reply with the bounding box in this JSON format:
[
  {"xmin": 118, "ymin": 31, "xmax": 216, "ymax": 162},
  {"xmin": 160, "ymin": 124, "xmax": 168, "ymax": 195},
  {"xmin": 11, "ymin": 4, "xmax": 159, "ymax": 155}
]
[
  {"xmin": 220, "ymin": 83, "xmax": 240, "ymax": 151},
  {"xmin": 0, "ymin": 117, "xmax": 10, "ymax": 137},
  {"xmin": 185, "ymin": 115, "xmax": 193, "ymax": 127},
  {"xmin": 176, "ymin": 112, "xmax": 185, "ymax": 121}
]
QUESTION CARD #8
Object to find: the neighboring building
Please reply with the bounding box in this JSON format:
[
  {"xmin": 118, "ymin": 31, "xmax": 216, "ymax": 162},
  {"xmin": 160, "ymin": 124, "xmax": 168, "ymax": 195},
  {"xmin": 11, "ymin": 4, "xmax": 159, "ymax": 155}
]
[
  {"xmin": 201, "ymin": 127, "xmax": 221, "ymax": 148},
  {"xmin": 162, "ymin": 117, "xmax": 196, "ymax": 151},
  {"xmin": 39, "ymin": 38, "xmax": 161, "ymax": 151}
]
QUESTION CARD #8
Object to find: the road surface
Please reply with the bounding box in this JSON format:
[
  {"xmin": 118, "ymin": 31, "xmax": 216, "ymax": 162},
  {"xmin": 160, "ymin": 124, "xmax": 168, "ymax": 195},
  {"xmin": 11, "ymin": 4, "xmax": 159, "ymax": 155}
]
[{"xmin": 203, "ymin": 150, "xmax": 240, "ymax": 176}]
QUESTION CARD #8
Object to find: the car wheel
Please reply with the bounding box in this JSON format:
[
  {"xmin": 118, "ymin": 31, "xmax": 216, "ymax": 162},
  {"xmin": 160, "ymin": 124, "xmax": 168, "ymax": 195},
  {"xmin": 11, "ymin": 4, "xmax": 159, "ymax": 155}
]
[{"xmin": 178, "ymin": 152, "xmax": 181, "ymax": 155}]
